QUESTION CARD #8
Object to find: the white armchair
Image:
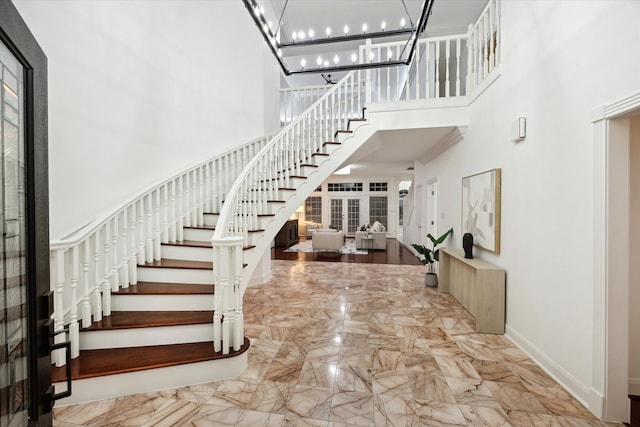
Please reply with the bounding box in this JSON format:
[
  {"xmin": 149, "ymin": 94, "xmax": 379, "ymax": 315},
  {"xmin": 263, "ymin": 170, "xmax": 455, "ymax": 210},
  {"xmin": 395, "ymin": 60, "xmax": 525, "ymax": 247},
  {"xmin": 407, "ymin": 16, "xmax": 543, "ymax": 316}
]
[{"xmin": 312, "ymin": 230, "xmax": 344, "ymax": 253}]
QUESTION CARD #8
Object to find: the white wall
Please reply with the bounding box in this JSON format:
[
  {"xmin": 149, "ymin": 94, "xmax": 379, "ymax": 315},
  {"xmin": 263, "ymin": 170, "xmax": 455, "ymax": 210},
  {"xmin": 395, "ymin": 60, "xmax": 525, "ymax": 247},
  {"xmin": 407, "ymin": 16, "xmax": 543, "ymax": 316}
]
[
  {"xmin": 405, "ymin": 0, "xmax": 640, "ymax": 415},
  {"xmin": 13, "ymin": 0, "xmax": 281, "ymax": 238},
  {"xmin": 630, "ymin": 116, "xmax": 640, "ymax": 395}
]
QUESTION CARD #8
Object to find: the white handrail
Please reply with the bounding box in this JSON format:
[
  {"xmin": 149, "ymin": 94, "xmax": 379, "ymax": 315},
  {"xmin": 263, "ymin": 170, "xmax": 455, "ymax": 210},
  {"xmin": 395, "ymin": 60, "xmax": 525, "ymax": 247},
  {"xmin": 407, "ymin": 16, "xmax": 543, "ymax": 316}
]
[
  {"xmin": 211, "ymin": 70, "xmax": 365, "ymax": 353},
  {"xmin": 49, "ymin": 131, "xmax": 277, "ymax": 366}
]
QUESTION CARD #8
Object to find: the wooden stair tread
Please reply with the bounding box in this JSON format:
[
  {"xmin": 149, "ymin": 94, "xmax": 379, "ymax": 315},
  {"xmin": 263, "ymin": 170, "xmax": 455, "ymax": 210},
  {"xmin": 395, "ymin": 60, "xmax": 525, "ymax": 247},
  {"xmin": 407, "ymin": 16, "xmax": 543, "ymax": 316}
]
[
  {"xmin": 184, "ymin": 225, "xmax": 215, "ymax": 230},
  {"xmin": 112, "ymin": 282, "xmax": 213, "ymax": 295},
  {"xmin": 82, "ymin": 310, "xmax": 213, "ymax": 330},
  {"xmin": 139, "ymin": 258, "xmax": 212, "ymax": 269},
  {"xmin": 52, "ymin": 339, "xmax": 250, "ymax": 382},
  {"xmin": 163, "ymin": 240, "xmax": 211, "ymax": 248},
  {"xmin": 299, "ymin": 164, "xmax": 318, "ymax": 168}
]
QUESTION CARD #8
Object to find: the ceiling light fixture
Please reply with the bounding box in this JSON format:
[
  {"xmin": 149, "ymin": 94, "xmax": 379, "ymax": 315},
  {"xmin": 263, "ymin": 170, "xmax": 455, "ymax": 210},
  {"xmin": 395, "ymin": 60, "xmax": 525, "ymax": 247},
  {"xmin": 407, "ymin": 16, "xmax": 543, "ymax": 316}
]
[{"xmin": 242, "ymin": 0, "xmax": 434, "ymax": 75}]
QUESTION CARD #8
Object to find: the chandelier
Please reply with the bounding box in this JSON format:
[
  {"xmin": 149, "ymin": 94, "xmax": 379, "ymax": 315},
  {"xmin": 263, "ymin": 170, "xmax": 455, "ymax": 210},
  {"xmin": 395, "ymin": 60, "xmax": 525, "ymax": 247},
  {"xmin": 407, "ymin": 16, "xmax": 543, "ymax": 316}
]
[{"xmin": 242, "ymin": 0, "xmax": 436, "ymax": 75}]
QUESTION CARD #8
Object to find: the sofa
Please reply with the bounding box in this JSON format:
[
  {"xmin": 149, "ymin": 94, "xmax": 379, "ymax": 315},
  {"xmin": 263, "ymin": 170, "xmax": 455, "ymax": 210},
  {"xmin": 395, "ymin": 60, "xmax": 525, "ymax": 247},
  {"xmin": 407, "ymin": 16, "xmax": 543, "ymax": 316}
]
[
  {"xmin": 311, "ymin": 229, "xmax": 344, "ymax": 253},
  {"xmin": 355, "ymin": 220, "xmax": 387, "ymax": 250},
  {"xmin": 305, "ymin": 222, "xmax": 322, "ymax": 238}
]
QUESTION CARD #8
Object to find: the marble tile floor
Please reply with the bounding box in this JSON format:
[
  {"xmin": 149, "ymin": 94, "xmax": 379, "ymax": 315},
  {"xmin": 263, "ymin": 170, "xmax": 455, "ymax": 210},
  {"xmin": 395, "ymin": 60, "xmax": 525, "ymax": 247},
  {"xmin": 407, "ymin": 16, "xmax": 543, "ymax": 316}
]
[{"xmin": 54, "ymin": 261, "xmax": 622, "ymax": 426}]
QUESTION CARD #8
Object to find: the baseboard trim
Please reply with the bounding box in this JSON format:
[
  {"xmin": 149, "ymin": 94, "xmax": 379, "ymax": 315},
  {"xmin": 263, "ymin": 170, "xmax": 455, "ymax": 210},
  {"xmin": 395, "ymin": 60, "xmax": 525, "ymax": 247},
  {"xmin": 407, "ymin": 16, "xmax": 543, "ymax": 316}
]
[{"xmin": 505, "ymin": 325, "xmax": 603, "ymax": 418}]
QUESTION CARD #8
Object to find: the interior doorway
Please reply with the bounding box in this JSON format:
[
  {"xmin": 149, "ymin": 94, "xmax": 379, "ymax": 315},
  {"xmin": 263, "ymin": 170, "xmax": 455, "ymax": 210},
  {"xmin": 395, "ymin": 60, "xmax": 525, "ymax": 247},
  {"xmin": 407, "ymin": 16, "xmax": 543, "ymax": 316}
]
[{"xmin": 593, "ymin": 92, "xmax": 640, "ymax": 423}]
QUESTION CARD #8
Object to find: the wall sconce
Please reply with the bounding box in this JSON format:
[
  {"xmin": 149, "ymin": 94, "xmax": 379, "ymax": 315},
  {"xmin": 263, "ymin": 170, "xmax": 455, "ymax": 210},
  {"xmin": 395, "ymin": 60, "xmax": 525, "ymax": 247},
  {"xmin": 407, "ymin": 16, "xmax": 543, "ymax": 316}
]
[{"xmin": 511, "ymin": 117, "xmax": 526, "ymax": 142}]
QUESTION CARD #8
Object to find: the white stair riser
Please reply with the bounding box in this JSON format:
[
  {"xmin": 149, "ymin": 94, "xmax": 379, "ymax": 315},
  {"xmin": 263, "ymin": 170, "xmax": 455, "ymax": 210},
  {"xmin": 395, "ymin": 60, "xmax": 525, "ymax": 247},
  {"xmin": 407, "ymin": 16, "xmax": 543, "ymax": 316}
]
[
  {"xmin": 161, "ymin": 245, "xmax": 212, "ymax": 262},
  {"xmin": 54, "ymin": 352, "xmax": 247, "ymax": 406},
  {"xmin": 80, "ymin": 324, "xmax": 212, "ymax": 350},
  {"xmin": 137, "ymin": 267, "xmax": 213, "ymax": 284},
  {"xmin": 183, "ymin": 227, "xmax": 215, "ymax": 242},
  {"xmin": 111, "ymin": 294, "xmax": 214, "ymax": 311},
  {"xmin": 203, "ymin": 214, "xmax": 218, "ymax": 227}
]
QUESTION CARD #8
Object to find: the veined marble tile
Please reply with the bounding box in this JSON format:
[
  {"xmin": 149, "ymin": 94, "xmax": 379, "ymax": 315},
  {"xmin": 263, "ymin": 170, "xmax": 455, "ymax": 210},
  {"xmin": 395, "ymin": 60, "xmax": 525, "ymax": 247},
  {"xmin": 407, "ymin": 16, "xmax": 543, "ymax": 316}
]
[
  {"xmin": 342, "ymin": 320, "xmax": 369, "ymax": 335},
  {"xmin": 263, "ymin": 358, "xmax": 304, "ymax": 384},
  {"xmin": 334, "ymin": 364, "xmax": 373, "ymax": 393},
  {"xmin": 206, "ymin": 378, "xmax": 259, "ymax": 408},
  {"xmin": 373, "ymin": 393, "xmax": 421, "ymax": 427},
  {"xmin": 368, "ymin": 335, "xmax": 401, "ymax": 351},
  {"xmin": 329, "ymin": 392, "xmax": 374, "ymax": 426},
  {"xmin": 506, "ymin": 410, "xmax": 561, "ymax": 426},
  {"xmin": 458, "ymin": 404, "xmax": 513, "ymax": 426},
  {"xmin": 339, "ymin": 332, "xmax": 369, "ymax": 348},
  {"xmin": 371, "ymin": 370, "xmax": 413, "ymax": 396},
  {"xmin": 413, "ymin": 399, "xmax": 468, "ymax": 426},
  {"xmin": 142, "ymin": 399, "xmax": 200, "ymax": 426},
  {"xmin": 525, "ymin": 385, "xmax": 595, "ymax": 419},
  {"xmin": 485, "ymin": 381, "xmax": 550, "ymax": 413},
  {"xmin": 246, "ymin": 381, "xmax": 291, "ymax": 413},
  {"xmin": 282, "ymin": 385, "xmax": 333, "ymax": 420},
  {"xmin": 471, "ymin": 359, "xmax": 520, "ymax": 383},
  {"xmin": 407, "ymin": 371, "xmax": 456, "ymax": 403},
  {"xmin": 282, "ymin": 415, "xmax": 330, "ymax": 426},
  {"xmin": 436, "ymin": 356, "xmax": 481, "ymax": 379},
  {"xmin": 298, "ymin": 361, "xmax": 338, "ymax": 388},
  {"xmin": 445, "ymin": 376, "xmax": 501, "ymax": 408}
]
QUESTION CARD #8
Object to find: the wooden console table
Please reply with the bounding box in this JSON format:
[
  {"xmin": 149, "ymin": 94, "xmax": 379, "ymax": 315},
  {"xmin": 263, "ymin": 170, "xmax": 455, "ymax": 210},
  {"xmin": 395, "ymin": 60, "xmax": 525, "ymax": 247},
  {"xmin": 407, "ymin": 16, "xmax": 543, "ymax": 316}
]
[
  {"xmin": 275, "ymin": 219, "xmax": 299, "ymax": 248},
  {"xmin": 438, "ymin": 248, "xmax": 506, "ymax": 334}
]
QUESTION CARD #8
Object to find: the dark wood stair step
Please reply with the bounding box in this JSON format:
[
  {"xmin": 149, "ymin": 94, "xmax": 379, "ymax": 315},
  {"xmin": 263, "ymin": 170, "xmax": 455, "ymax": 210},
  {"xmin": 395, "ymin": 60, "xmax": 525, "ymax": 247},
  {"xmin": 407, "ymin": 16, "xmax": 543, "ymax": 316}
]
[
  {"xmin": 323, "ymin": 141, "xmax": 341, "ymax": 147},
  {"xmin": 163, "ymin": 240, "xmax": 211, "ymax": 248},
  {"xmin": 82, "ymin": 310, "xmax": 213, "ymax": 330},
  {"xmin": 112, "ymin": 281, "xmax": 213, "ymax": 295},
  {"xmin": 184, "ymin": 225, "xmax": 215, "ymax": 230},
  {"xmin": 334, "ymin": 129, "xmax": 353, "ymax": 138},
  {"xmin": 139, "ymin": 258, "xmax": 212, "ymax": 269},
  {"xmin": 52, "ymin": 338, "xmax": 250, "ymax": 382}
]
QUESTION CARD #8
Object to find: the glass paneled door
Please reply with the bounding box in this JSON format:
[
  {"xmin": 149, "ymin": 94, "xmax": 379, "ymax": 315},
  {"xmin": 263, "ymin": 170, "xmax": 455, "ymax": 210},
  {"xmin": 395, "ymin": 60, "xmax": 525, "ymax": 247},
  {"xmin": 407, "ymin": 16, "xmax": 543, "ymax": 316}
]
[
  {"xmin": 1, "ymin": 2, "xmax": 52, "ymax": 426},
  {"xmin": 330, "ymin": 198, "xmax": 361, "ymax": 237},
  {"xmin": 1, "ymin": 38, "xmax": 29, "ymax": 427}
]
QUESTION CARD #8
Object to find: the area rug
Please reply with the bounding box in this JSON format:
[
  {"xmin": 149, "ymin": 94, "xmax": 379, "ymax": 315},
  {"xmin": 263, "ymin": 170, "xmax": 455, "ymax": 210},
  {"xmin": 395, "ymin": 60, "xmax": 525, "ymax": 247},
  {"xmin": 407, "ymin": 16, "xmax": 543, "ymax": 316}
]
[{"xmin": 284, "ymin": 239, "xmax": 369, "ymax": 255}]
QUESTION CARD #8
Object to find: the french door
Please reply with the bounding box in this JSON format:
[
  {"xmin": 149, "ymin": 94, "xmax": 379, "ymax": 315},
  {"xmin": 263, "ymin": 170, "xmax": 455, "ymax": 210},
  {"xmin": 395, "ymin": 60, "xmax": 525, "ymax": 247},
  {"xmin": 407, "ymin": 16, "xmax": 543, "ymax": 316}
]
[
  {"xmin": 1, "ymin": 2, "xmax": 52, "ymax": 426},
  {"xmin": 330, "ymin": 198, "xmax": 362, "ymax": 237}
]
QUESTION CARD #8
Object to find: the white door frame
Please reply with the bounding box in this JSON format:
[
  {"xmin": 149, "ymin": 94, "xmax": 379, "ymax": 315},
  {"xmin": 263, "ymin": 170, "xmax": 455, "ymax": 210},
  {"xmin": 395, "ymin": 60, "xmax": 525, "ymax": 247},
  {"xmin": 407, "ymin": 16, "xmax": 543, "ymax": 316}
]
[{"xmin": 591, "ymin": 91, "xmax": 640, "ymax": 422}]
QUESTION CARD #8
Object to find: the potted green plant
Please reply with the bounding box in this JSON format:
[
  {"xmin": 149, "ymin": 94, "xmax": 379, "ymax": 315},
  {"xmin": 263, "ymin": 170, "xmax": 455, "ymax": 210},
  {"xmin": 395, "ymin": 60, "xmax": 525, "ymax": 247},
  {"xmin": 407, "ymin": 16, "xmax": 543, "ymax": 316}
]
[{"xmin": 412, "ymin": 228, "xmax": 453, "ymax": 287}]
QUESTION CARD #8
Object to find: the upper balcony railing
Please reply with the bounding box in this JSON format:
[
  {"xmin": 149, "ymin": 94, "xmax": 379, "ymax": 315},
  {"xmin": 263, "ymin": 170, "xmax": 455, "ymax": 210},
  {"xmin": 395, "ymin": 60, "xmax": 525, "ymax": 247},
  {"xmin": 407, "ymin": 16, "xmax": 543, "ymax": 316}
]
[{"xmin": 279, "ymin": 0, "xmax": 500, "ymax": 122}]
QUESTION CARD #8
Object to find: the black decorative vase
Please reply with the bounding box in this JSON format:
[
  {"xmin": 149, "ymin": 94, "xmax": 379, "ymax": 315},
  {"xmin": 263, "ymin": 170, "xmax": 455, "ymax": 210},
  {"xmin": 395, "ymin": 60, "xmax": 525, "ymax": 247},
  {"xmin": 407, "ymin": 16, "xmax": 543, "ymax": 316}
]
[{"xmin": 463, "ymin": 233, "xmax": 473, "ymax": 259}]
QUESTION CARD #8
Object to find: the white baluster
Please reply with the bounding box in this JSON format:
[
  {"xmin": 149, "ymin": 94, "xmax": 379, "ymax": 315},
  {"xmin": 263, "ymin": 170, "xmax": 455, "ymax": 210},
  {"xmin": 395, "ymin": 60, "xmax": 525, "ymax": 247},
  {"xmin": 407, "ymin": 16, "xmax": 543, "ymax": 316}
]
[
  {"xmin": 69, "ymin": 246, "xmax": 80, "ymax": 358},
  {"xmin": 494, "ymin": 0, "xmax": 500, "ymax": 67},
  {"xmin": 103, "ymin": 222, "xmax": 112, "ymax": 316},
  {"xmin": 232, "ymin": 240, "xmax": 244, "ymax": 351},
  {"xmin": 162, "ymin": 184, "xmax": 169, "ymax": 244},
  {"xmin": 204, "ymin": 163, "xmax": 212, "ymax": 213},
  {"xmin": 425, "ymin": 41, "xmax": 430, "ymax": 99},
  {"xmin": 177, "ymin": 176, "xmax": 185, "ymax": 242},
  {"xmin": 435, "ymin": 41, "xmax": 441, "ymax": 98},
  {"xmin": 111, "ymin": 216, "xmax": 120, "ymax": 292},
  {"xmin": 456, "ymin": 38, "xmax": 461, "ymax": 96},
  {"xmin": 212, "ymin": 241, "xmax": 223, "ymax": 352},
  {"xmin": 184, "ymin": 172, "xmax": 192, "ymax": 227},
  {"xmin": 154, "ymin": 189, "xmax": 162, "ymax": 261},
  {"xmin": 192, "ymin": 169, "xmax": 199, "ymax": 226},
  {"xmin": 53, "ymin": 249, "xmax": 66, "ymax": 366},
  {"xmin": 138, "ymin": 198, "xmax": 146, "ymax": 265},
  {"xmin": 146, "ymin": 194, "xmax": 154, "ymax": 262},
  {"xmin": 170, "ymin": 180, "xmax": 177, "ymax": 243},
  {"xmin": 129, "ymin": 203, "xmax": 138, "ymax": 285},
  {"xmin": 92, "ymin": 232, "xmax": 103, "ymax": 322},
  {"xmin": 445, "ymin": 40, "xmax": 451, "ymax": 98},
  {"xmin": 466, "ymin": 24, "xmax": 474, "ymax": 93},
  {"xmin": 81, "ymin": 240, "xmax": 92, "ymax": 327},
  {"xmin": 121, "ymin": 209, "xmax": 130, "ymax": 288},
  {"xmin": 415, "ymin": 43, "xmax": 420, "ymax": 99}
]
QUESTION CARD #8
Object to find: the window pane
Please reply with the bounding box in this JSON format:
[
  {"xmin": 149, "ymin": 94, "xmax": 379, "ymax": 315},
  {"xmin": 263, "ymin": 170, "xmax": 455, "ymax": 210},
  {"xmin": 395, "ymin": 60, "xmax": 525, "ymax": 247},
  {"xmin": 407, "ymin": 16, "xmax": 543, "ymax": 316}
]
[
  {"xmin": 304, "ymin": 196, "xmax": 322, "ymax": 223},
  {"xmin": 369, "ymin": 196, "xmax": 388, "ymax": 227}
]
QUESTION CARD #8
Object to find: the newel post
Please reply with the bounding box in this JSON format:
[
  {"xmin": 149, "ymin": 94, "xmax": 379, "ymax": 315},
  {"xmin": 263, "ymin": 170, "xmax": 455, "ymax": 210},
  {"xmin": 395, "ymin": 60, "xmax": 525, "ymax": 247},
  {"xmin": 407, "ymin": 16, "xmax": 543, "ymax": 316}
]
[{"xmin": 211, "ymin": 236, "xmax": 245, "ymax": 354}]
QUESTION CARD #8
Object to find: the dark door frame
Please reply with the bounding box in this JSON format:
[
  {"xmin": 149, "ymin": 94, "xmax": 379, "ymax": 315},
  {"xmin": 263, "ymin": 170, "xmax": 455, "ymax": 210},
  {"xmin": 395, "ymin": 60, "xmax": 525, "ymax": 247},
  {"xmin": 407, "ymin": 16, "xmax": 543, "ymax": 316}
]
[{"xmin": 0, "ymin": 1, "xmax": 51, "ymax": 425}]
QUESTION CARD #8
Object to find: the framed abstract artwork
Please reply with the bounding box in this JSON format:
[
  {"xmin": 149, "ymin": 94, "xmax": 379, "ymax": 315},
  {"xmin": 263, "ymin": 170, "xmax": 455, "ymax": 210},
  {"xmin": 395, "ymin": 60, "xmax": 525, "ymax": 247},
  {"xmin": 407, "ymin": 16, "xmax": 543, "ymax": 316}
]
[{"xmin": 461, "ymin": 168, "xmax": 501, "ymax": 253}]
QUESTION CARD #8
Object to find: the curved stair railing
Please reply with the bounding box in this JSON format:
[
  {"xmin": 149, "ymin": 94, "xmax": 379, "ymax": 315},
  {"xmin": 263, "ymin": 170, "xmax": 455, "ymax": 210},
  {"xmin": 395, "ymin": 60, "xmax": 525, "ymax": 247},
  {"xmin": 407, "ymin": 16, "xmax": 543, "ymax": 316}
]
[
  {"xmin": 212, "ymin": 70, "xmax": 376, "ymax": 353},
  {"xmin": 49, "ymin": 132, "xmax": 276, "ymax": 366}
]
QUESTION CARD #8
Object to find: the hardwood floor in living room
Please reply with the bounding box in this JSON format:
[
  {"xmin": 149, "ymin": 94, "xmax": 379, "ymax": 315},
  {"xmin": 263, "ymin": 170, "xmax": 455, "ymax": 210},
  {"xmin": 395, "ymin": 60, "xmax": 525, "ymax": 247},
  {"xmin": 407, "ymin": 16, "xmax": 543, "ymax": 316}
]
[{"xmin": 272, "ymin": 237, "xmax": 422, "ymax": 265}]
